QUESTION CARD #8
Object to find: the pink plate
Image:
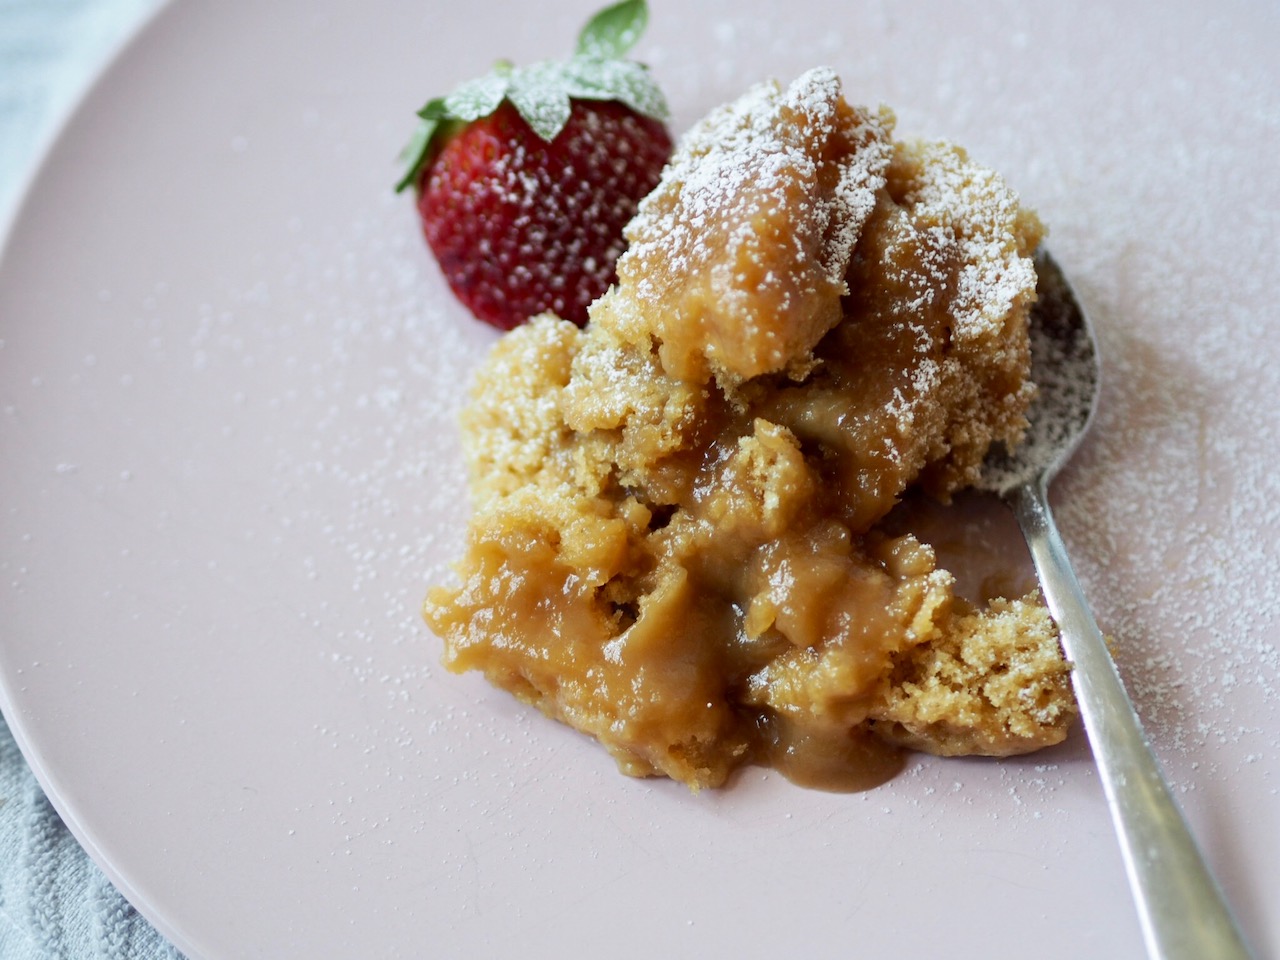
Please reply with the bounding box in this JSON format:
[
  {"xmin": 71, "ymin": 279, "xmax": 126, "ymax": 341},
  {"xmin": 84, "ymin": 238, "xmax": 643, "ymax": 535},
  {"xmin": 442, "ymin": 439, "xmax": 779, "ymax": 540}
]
[{"xmin": 1, "ymin": 1, "xmax": 1276, "ymax": 956}]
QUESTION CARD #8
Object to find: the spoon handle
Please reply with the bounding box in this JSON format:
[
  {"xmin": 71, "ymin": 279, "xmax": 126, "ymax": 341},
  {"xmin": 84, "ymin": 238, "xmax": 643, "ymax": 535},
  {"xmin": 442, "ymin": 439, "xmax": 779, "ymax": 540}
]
[{"xmin": 1010, "ymin": 479, "xmax": 1255, "ymax": 960}]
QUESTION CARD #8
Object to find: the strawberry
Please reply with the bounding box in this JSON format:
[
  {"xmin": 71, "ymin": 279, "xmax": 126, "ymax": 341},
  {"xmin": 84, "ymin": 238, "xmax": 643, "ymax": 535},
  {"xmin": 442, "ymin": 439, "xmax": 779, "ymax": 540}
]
[{"xmin": 397, "ymin": 0, "xmax": 673, "ymax": 330}]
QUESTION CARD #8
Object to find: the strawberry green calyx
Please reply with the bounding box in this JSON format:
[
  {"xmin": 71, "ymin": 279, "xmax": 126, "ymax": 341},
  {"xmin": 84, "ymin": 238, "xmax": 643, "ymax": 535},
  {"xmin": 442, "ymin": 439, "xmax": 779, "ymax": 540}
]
[{"xmin": 395, "ymin": 0, "xmax": 667, "ymax": 192}]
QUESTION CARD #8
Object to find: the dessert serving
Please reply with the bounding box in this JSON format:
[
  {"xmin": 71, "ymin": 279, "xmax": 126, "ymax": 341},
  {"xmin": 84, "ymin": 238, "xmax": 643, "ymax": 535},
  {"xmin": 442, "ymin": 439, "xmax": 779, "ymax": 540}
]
[{"xmin": 409, "ymin": 5, "xmax": 1076, "ymax": 790}]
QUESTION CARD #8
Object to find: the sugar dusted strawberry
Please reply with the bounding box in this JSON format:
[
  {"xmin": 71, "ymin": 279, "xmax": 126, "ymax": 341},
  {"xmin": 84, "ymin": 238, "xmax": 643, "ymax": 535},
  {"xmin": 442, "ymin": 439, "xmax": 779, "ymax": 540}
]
[
  {"xmin": 416, "ymin": 99, "xmax": 671, "ymax": 329},
  {"xmin": 398, "ymin": 0, "xmax": 672, "ymax": 330}
]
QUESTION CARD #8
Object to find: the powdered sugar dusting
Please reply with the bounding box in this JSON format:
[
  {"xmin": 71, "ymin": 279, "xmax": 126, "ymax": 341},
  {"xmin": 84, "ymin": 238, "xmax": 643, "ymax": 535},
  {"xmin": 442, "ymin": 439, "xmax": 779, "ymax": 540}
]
[
  {"xmin": 978, "ymin": 252, "xmax": 1098, "ymax": 495},
  {"xmin": 631, "ymin": 66, "xmax": 885, "ymax": 289},
  {"xmin": 611, "ymin": 67, "xmax": 892, "ymax": 382},
  {"xmin": 893, "ymin": 145, "xmax": 1040, "ymax": 343}
]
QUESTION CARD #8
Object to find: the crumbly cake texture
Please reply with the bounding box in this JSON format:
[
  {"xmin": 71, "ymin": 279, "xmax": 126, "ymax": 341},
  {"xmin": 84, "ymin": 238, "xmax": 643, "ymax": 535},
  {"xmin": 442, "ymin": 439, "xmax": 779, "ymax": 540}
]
[{"xmin": 426, "ymin": 68, "xmax": 1075, "ymax": 790}]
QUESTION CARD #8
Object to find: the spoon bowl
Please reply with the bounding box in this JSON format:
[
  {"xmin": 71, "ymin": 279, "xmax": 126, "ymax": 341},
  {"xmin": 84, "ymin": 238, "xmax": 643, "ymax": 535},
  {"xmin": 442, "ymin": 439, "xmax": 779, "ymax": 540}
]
[
  {"xmin": 983, "ymin": 251, "xmax": 1254, "ymax": 960},
  {"xmin": 977, "ymin": 251, "xmax": 1100, "ymax": 497}
]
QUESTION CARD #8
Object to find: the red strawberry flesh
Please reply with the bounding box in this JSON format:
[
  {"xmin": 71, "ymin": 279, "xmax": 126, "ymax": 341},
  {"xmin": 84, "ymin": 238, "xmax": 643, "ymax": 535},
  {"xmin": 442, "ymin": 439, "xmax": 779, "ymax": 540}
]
[{"xmin": 417, "ymin": 100, "xmax": 672, "ymax": 330}]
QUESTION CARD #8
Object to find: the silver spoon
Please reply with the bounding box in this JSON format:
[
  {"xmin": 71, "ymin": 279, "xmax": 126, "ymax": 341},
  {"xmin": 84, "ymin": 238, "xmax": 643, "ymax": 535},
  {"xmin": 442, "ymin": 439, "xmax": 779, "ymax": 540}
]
[{"xmin": 976, "ymin": 251, "xmax": 1255, "ymax": 960}]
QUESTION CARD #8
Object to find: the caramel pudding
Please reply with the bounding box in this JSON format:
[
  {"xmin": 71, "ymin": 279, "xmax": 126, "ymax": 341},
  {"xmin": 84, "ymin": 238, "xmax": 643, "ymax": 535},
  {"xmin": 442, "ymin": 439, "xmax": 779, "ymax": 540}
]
[{"xmin": 425, "ymin": 68, "xmax": 1076, "ymax": 790}]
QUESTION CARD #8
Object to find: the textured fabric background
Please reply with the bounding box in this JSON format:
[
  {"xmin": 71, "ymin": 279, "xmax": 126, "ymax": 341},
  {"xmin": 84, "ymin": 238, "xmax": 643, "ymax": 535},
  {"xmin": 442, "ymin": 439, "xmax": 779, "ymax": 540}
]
[
  {"xmin": 1, "ymin": 0, "xmax": 159, "ymax": 221},
  {"xmin": 1, "ymin": 2, "xmax": 180, "ymax": 957}
]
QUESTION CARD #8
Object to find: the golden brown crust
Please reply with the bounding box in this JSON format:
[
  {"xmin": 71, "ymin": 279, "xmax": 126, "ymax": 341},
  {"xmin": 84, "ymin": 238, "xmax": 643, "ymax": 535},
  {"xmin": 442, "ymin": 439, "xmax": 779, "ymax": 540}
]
[{"xmin": 868, "ymin": 595, "xmax": 1076, "ymax": 756}]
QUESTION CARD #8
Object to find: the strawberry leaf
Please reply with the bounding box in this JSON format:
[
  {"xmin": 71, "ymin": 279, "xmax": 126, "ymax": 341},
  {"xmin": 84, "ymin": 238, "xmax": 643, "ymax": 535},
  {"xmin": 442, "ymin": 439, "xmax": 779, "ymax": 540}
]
[
  {"xmin": 577, "ymin": 0, "xmax": 648, "ymax": 59},
  {"xmin": 508, "ymin": 62, "xmax": 574, "ymax": 141},
  {"xmin": 396, "ymin": 0, "xmax": 663, "ymax": 191},
  {"xmin": 416, "ymin": 97, "xmax": 450, "ymax": 122},
  {"xmin": 395, "ymin": 98, "xmax": 448, "ymax": 193},
  {"xmin": 563, "ymin": 57, "xmax": 668, "ymax": 121},
  {"xmin": 443, "ymin": 71, "xmax": 511, "ymax": 122}
]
